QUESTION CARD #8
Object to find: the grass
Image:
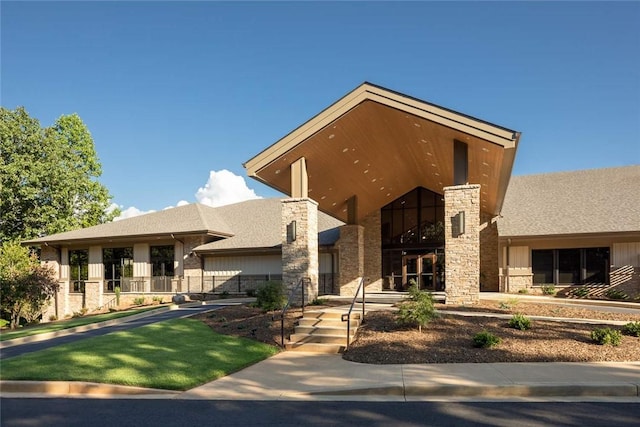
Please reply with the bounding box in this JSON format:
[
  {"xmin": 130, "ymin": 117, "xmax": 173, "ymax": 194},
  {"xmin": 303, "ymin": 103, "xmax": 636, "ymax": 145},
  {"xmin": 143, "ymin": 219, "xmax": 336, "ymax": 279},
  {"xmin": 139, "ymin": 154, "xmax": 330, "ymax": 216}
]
[
  {"xmin": 0, "ymin": 306, "xmax": 165, "ymax": 342},
  {"xmin": 0, "ymin": 318, "xmax": 278, "ymax": 390}
]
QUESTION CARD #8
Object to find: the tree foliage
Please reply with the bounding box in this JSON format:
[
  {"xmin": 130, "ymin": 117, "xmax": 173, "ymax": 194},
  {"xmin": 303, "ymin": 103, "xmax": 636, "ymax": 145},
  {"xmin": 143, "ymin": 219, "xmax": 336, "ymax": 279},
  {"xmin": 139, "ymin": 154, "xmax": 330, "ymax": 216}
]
[
  {"xmin": 396, "ymin": 281, "xmax": 438, "ymax": 332},
  {"xmin": 0, "ymin": 242, "xmax": 60, "ymax": 329},
  {"xmin": 0, "ymin": 106, "xmax": 119, "ymax": 242}
]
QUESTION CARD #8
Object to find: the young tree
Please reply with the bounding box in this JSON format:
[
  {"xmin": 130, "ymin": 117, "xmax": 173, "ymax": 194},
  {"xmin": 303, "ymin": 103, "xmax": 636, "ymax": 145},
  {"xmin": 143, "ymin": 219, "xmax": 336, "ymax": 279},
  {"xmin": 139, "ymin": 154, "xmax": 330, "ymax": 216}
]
[
  {"xmin": 0, "ymin": 242, "xmax": 59, "ymax": 329},
  {"xmin": 396, "ymin": 281, "xmax": 438, "ymax": 333},
  {"xmin": 0, "ymin": 107, "xmax": 119, "ymax": 242}
]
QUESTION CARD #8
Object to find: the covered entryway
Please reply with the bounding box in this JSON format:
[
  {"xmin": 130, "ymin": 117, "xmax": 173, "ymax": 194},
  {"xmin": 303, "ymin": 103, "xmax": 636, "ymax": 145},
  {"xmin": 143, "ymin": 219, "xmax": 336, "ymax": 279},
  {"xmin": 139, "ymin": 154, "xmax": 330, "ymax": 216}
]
[{"xmin": 402, "ymin": 253, "xmax": 439, "ymax": 291}]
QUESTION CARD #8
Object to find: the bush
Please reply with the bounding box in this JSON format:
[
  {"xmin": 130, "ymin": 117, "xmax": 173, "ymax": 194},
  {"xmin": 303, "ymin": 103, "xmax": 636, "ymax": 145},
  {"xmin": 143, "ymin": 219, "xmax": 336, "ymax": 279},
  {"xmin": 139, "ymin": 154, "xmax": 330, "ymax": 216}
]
[
  {"xmin": 591, "ymin": 327, "xmax": 622, "ymax": 346},
  {"xmin": 473, "ymin": 330, "xmax": 501, "ymax": 348},
  {"xmin": 498, "ymin": 298, "xmax": 520, "ymax": 310},
  {"xmin": 310, "ymin": 297, "xmax": 327, "ymax": 306},
  {"xmin": 396, "ymin": 282, "xmax": 437, "ymax": 332},
  {"xmin": 605, "ymin": 289, "xmax": 628, "ymax": 300},
  {"xmin": 220, "ymin": 290, "xmax": 230, "ymax": 299},
  {"xmin": 255, "ymin": 281, "xmax": 286, "ymax": 311},
  {"xmin": 622, "ymin": 322, "xmax": 640, "ymax": 337},
  {"xmin": 133, "ymin": 297, "xmax": 145, "ymax": 305},
  {"xmin": 152, "ymin": 296, "xmax": 163, "ymax": 304},
  {"xmin": 570, "ymin": 286, "xmax": 589, "ymax": 298},
  {"xmin": 48, "ymin": 315, "xmax": 58, "ymax": 322},
  {"xmin": 509, "ymin": 313, "xmax": 532, "ymax": 330},
  {"xmin": 517, "ymin": 288, "xmax": 529, "ymax": 294},
  {"xmin": 114, "ymin": 286, "xmax": 121, "ymax": 306},
  {"xmin": 540, "ymin": 284, "xmax": 556, "ymax": 295}
]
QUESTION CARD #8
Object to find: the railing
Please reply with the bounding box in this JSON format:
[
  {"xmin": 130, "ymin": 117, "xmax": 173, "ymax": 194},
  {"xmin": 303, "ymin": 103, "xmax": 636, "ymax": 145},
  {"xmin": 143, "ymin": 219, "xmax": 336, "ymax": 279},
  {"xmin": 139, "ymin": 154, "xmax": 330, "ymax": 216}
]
[
  {"xmin": 341, "ymin": 277, "xmax": 365, "ymax": 350},
  {"xmin": 280, "ymin": 277, "xmax": 310, "ymax": 348}
]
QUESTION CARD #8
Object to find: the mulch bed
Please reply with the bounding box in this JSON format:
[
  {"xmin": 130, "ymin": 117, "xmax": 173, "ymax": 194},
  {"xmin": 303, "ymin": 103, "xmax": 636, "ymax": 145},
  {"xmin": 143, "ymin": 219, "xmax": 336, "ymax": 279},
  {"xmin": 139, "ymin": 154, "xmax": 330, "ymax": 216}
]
[{"xmin": 193, "ymin": 300, "xmax": 640, "ymax": 364}]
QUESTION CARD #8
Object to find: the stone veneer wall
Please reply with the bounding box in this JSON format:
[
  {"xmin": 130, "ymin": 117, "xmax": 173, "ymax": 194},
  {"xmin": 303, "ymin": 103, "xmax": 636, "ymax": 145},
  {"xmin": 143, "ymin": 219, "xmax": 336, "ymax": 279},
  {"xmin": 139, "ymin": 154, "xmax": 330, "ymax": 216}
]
[
  {"xmin": 40, "ymin": 245, "xmax": 62, "ymax": 321},
  {"xmin": 362, "ymin": 210, "xmax": 383, "ymax": 292},
  {"xmin": 499, "ymin": 270, "xmax": 533, "ymax": 293},
  {"xmin": 337, "ymin": 224, "xmax": 364, "ymax": 296},
  {"xmin": 444, "ymin": 184, "xmax": 480, "ymax": 305},
  {"xmin": 281, "ymin": 198, "xmax": 319, "ymax": 304},
  {"xmin": 479, "ymin": 212, "xmax": 499, "ymax": 291}
]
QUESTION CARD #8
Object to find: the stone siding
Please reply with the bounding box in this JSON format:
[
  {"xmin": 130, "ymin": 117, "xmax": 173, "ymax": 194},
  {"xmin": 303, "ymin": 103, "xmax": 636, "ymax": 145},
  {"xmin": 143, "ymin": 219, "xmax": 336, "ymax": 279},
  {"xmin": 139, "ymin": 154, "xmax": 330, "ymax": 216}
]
[
  {"xmin": 499, "ymin": 270, "xmax": 533, "ymax": 293},
  {"xmin": 479, "ymin": 212, "xmax": 499, "ymax": 291},
  {"xmin": 362, "ymin": 210, "xmax": 383, "ymax": 292},
  {"xmin": 281, "ymin": 198, "xmax": 319, "ymax": 304},
  {"xmin": 337, "ymin": 224, "xmax": 364, "ymax": 296},
  {"xmin": 444, "ymin": 184, "xmax": 480, "ymax": 305}
]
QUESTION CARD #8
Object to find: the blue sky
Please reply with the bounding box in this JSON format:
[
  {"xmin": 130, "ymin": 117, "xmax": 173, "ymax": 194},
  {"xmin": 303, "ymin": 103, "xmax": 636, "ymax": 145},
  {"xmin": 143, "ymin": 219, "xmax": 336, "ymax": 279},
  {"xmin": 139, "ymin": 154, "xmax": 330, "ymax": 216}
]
[{"xmin": 2, "ymin": 1, "xmax": 639, "ymax": 218}]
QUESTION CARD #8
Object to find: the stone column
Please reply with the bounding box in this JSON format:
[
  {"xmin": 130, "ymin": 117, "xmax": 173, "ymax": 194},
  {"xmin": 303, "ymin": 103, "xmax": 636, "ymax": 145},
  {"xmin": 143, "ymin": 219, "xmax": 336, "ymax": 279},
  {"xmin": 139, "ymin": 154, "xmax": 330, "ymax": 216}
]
[
  {"xmin": 282, "ymin": 198, "xmax": 319, "ymax": 305},
  {"xmin": 444, "ymin": 184, "xmax": 480, "ymax": 305},
  {"xmin": 182, "ymin": 236, "xmax": 206, "ymax": 293},
  {"xmin": 337, "ymin": 224, "xmax": 364, "ymax": 296},
  {"xmin": 40, "ymin": 245, "xmax": 62, "ymax": 321}
]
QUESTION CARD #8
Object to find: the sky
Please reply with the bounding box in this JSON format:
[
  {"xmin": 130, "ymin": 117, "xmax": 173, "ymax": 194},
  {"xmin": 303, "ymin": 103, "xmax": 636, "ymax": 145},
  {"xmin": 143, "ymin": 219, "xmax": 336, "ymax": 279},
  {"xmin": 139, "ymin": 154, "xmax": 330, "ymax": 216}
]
[{"xmin": 2, "ymin": 1, "xmax": 639, "ymax": 220}]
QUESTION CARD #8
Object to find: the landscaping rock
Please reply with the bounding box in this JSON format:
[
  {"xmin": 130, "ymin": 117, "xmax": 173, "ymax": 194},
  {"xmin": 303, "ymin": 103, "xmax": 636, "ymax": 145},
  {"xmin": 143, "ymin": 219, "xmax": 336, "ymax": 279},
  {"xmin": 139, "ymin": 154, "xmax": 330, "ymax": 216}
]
[{"xmin": 172, "ymin": 294, "xmax": 192, "ymax": 304}]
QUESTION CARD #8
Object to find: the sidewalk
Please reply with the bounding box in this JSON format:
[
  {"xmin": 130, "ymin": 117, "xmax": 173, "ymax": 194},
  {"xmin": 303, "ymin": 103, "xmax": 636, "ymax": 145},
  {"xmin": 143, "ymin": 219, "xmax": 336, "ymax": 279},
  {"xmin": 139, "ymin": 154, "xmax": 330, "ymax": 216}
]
[{"xmin": 179, "ymin": 352, "xmax": 640, "ymax": 401}]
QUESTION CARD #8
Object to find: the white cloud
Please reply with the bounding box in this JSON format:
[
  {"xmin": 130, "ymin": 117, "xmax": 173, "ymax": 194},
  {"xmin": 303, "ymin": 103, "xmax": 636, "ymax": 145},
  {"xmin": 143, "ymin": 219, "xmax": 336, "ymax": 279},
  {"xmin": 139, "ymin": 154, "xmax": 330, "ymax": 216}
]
[
  {"xmin": 195, "ymin": 169, "xmax": 261, "ymax": 207},
  {"xmin": 114, "ymin": 206, "xmax": 156, "ymax": 221}
]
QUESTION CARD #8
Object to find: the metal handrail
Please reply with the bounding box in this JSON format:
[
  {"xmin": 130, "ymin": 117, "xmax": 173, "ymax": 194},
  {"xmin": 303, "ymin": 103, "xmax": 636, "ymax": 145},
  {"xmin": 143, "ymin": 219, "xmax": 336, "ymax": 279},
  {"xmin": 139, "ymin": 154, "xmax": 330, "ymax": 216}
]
[
  {"xmin": 341, "ymin": 277, "xmax": 365, "ymax": 350},
  {"xmin": 280, "ymin": 277, "xmax": 309, "ymax": 348}
]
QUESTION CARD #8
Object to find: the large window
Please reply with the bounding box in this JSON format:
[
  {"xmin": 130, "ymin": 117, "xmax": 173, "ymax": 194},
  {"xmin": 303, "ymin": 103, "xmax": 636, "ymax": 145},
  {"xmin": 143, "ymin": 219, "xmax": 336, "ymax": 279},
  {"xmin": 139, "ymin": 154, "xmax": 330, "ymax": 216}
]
[
  {"xmin": 151, "ymin": 245, "xmax": 174, "ymax": 277},
  {"xmin": 532, "ymin": 247, "xmax": 609, "ymax": 285},
  {"xmin": 69, "ymin": 249, "xmax": 88, "ymax": 293},
  {"xmin": 103, "ymin": 247, "xmax": 133, "ymax": 292}
]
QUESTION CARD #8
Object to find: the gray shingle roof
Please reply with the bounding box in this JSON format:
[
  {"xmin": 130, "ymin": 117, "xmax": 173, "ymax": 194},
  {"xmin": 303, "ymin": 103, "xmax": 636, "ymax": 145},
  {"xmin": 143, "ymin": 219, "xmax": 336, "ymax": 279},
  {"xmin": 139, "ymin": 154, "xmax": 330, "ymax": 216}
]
[
  {"xmin": 24, "ymin": 203, "xmax": 234, "ymax": 244},
  {"xmin": 194, "ymin": 198, "xmax": 344, "ymax": 252},
  {"xmin": 498, "ymin": 165, "xmax": 640, "ymax": 237}
]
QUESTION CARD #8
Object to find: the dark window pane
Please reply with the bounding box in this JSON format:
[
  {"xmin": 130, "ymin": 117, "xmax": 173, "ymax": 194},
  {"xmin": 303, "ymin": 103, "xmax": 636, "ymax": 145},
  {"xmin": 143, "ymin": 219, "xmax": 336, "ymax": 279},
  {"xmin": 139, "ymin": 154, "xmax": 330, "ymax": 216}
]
[
  {"xmin": 151, "ymin": 245, "xmax": 175, "ymax": 277},
  {"xmin": 585, "ymin": 247, "xmax": 609, "ymax": 284},
  {"xmin": 532, "ymin": 250, "xmax": 554, "ymax": 284},
  {"xmin": 558, "ymin": 249, "xmax": 580, "ymax": 284}
]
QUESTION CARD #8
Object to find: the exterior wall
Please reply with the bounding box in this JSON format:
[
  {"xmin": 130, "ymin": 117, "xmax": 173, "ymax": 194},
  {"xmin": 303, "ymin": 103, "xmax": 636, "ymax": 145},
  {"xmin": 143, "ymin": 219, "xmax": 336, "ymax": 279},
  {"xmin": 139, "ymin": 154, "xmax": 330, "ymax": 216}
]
[
  {"xmin": 612, "ymin": 242, "xmax": 640, "ymax": 267},
  {"xmin": 479, "ymin": 212, "xmax": 499, "ymax": 291},
  {"xmin": 498, "ymin": 245, "xmax": 533, "ymax": 292},
  {"xmin": 362, "ymin": 210, "xmax": 383, "ymax": 292},
  {"xmin": 444, "ymin": 184, "xmax": 480, "ymax": 305},
  {"xmin": 281, "ymin": 198, "xmax": 319, "ymax": 304},
  {"xmin": 40, "ymin": 246, "xmax": 61, "ymax": 322},
  {"xmin": 337, "ymin": 224, "xmax": 364, "ymax": 296},
  {"xmin": 204, "ymin": 254, "xmax": 282, "ymax": 276}
]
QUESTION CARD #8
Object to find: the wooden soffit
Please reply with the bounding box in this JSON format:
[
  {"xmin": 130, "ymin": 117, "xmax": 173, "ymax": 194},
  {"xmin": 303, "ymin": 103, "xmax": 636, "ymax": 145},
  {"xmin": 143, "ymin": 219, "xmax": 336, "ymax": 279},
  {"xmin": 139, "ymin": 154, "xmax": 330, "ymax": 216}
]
[{"xmin": 244, "ymin": 83, "xmax": 520, "ymax": 223}]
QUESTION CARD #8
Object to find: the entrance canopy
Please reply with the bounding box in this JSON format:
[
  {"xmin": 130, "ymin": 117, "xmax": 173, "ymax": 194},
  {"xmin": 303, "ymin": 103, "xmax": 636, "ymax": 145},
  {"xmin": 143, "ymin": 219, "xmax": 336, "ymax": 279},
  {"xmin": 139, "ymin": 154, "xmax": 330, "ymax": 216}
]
[{"xmin": 245, "ymin": 83, "xmax": 520, "ymax": 223}]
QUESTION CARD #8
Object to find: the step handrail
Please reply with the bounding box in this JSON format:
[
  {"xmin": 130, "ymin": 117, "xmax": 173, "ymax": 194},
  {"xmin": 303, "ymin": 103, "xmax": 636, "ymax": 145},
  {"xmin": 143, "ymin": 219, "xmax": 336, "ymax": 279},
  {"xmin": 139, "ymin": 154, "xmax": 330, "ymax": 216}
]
[
  {"xmin": 280, "ymin": 277, "xmax": 309, "ymax": 348},
  {"xmin": 341, "ymin": 277, "xmax": 365, "ymax": 350}
]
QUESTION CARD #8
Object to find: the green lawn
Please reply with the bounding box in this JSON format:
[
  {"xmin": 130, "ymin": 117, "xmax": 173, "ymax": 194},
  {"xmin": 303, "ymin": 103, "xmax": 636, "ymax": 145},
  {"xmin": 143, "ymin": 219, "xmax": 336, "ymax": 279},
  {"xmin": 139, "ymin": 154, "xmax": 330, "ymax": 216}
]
[
  {"xmin": 0, "ymin": 318, "xmax": 279, "ymax": 390},
  {"xmin": 0, "ymin": 306, "xmax": 164, "ymax": 342}
]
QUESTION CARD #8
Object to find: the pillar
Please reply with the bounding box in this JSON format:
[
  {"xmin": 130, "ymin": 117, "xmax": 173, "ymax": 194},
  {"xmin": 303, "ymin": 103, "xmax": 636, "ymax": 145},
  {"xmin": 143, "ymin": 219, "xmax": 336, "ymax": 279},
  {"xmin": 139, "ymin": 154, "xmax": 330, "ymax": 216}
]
[
  {"xmin": 336, "ymin": 224, "xmax": 364, "ymax": 296},
  {"xmin": 444, "ymin": 184, "xmax": 480, "ymax": 305},
  {"xmin": 281, "ymin": 198, "xmax": 319, "ymax": 304}
]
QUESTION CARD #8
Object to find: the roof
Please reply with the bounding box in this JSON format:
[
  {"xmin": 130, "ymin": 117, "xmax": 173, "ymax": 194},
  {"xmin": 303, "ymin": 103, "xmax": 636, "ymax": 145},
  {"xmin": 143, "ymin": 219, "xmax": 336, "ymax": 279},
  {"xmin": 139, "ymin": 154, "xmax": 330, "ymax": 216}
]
[
  {"xmin": 498, "ymin": 165, "xmax": 640, "ymax": 238},
  {"xmin": 244, "ymin": 82, "xmax": 521, "ymax": 221},
  {"xmin": 24, "ymin": 203, "xmax": 234, "ymax": 245},
  {"xmin": 194, "ymin": 198, "xmax": 344, "ymax": 252}
]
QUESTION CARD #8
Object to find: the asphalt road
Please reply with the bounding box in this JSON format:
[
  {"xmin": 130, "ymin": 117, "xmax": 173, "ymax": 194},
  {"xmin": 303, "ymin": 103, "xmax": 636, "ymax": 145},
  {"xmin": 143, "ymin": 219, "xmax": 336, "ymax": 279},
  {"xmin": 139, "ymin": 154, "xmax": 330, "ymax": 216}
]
[
  {"xmin": 0, "ymin": 304, "xmax": 221, "ymax": 360},
  {"xmin": 2, "ymin": 399, "xmax": 639, "ymax": 427}
]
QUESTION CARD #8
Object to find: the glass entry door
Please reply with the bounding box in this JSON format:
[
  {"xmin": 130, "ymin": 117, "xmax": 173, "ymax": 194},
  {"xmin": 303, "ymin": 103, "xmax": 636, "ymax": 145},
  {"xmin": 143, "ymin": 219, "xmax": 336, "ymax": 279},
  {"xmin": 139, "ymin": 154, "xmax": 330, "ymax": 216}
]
[{"xmin": 402, "ymin": 253, "xmax": 437, "ymax": 291}]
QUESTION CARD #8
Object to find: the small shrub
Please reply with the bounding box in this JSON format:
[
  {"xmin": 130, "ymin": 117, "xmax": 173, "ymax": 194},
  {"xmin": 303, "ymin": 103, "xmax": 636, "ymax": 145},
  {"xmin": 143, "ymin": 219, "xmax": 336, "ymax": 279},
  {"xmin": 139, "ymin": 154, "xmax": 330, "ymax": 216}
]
[
  {"xmin": 114, "ymin": 286, "xmax": 121, "ymax": 306},
  {"xmin": 310, "ymin": 297, "xmax": 328, "ymax": 306},
  {"xmin": 517, "ymin": 288, "xmax": 529, "ymax": 294},
  {"xmin": 71, "ymin": 308, "xmax": 88, "ymax": 318},
  {"xmin": 570, "ymin": 286, "xmax": 589, "ymax": 298},
  {"xmin": 591, "ymin": 327, "xmax": 622, "ymax": 346},
  {"xmin": 396, "ymin": 282, "xmax": 438, "ymax": 332},
  {"xmin": 152, "ymin": 296, "xmax": 163, "ymax": 304},
  {"xmin": 509, "ymin": 313, "xmax": 532, "ymax": 330},
  {"xmin": 245, "ymin": 289, "xmax": 257, "ymax": 298},
  {"xmin": 605, "ymin": 288, "xmax": 628, "ymax": 300},
  {"xmin": 220, "ymin": 290, "xmax": 230, "ymax": 299},
  {"xmin": 498, "ymin": 297, "xmax": 520, "ymax": 310},
  {"xmin": 0, "ymin": 319, "xmax": 8, "ymax": 328},
  {"xmin": 48, "ymin": 315, "xmax": 58, "ymax": 322},
  {"xmin": 622, "ymin": 321, "xmax": 640, "ymax": 337},
  {"xmin": 540, "ymin": 284, "xmax": 556, "ymax": 295},
  {"xmin": 473, "ymin": 330, "xmax": 501, "ymax": 348},
  {"xmin": 255, "ymin": 281, "xmax": 286, "ymax": 311},
  {"xmin": 133, "ymin": 297, "xmax": 145, "ymax": 305}
]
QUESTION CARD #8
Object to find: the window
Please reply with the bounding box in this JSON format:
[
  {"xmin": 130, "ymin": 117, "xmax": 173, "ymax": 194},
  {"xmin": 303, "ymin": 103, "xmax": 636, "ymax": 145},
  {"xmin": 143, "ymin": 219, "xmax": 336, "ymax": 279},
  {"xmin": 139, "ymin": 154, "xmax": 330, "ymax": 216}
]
[
  {"xmin": 103, "ymin": 247, "xmax": 133, "ymax": 292},
  {"xmin": 151, "ymin": 245, "xmax": 174, "ymax": 277},
  {"xmin": 532, "ymin": 247, "xmax": 609, "ymax": 286},
  {"xmin": 69, "ymin": 249, "xmax": 88, "ymax": 293}
]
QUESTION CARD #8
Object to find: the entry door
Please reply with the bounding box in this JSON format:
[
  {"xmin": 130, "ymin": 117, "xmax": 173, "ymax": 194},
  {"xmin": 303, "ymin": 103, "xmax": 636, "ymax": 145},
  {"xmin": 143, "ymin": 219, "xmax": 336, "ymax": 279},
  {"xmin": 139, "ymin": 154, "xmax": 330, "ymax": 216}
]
[{"xmin": 402, "ymin": 254, "xmax": 437, "ymax": 290}]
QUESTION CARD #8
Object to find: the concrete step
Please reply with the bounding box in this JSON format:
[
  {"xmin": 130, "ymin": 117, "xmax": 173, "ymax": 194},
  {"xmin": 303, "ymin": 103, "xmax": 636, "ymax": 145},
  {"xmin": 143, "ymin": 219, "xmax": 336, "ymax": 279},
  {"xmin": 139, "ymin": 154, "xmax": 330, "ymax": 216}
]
[
  {"xmin": 285, "ymin": 342, "xmax": 345, "ymax": 353},
  {"xmin": 302, "ymin": 311, "xmax": 361, "ymax": 320},
  {"xmin": 289, "ymin": 333, "xmax": 350, "ymax": 345},
  {"xmin": 294, "ymin": 325, "xmax": 358, "ymax": 335},
  {"xmin": 297, "ymin": 318, "xmax": 360, "ymax": 328}
]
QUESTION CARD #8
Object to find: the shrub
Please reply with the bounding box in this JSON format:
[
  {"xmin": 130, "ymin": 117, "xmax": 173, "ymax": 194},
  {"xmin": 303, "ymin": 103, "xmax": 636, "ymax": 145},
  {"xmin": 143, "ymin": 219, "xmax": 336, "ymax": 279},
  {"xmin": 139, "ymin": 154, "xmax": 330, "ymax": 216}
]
[
  {"xmin": 310, "ymin": 297, "xmax": 327, "ymax": 306},
  {"xmin": 152, "ymin": 296, "xmax": 163, "ymax": 304},
  {"xmin": 498, "ymin": 298, "xmax": 520, "ymax": 310},
  {"xmin": 473, "ymin": 330, "xmax": 501, "ymax": 348},
  {"xmin": 114, "ymin": 286, "xmax": 121, "ymax": 306},
  {"xmin": 0, "ymin": 319, "xmax": 9, "ymax": 328},
  {"xmin": 509, "ymin": 313, "xmax": 532, "ymax": 330},
  {"xmin": 540, "ymin": 284, "xmax": 556, "ymax": 295},
  {"xmin": 605, "ymin": 288, "xmax": 628, "ymax": 300},
  {"xmin": 591, "ymin": 327, "xmax": 622, "ymax": 346},
  {"xmin": 48, "ymin": 315, "xmax": 58, "ymax": 322},
  {"xmin": 517, "ymin": 288, "xmax": 529, "ymax": 294},
  {"xmin": 395, "ymin": 282, "xmax": 438, "ymax": 332},
  {"xmin": 255, "ymin": 281, "xmax": 286, "ymax": 311},
  {"xmin": 220, "ymin": 290, "xmax": 230, "ymax": 299},
  {"xmin": 570, "ymin": 286, "xmax": 589, "ymax": 298},
  {"xmin": 133, "ymin": 297, "xmax": 145, "ymax": 305},
  {"xmin": 622, "ymin": 322, "xmax": 640, "ymax": 337}
]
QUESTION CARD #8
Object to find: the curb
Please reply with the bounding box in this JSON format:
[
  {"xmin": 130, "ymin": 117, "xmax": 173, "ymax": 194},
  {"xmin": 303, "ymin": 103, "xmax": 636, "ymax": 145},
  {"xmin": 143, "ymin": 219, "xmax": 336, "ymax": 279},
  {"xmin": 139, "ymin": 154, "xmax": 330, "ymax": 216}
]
[{"xmin": 0, "ymin": 380, "xmax": 178, "ymax": 397}]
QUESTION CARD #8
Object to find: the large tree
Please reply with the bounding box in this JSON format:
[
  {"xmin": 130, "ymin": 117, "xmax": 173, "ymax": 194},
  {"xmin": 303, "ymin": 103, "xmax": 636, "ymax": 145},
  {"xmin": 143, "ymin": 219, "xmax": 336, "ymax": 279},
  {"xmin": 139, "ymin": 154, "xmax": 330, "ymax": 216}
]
[{"xmin": 0, "ymin": 107, "xmax": 119, "ymax": 242}]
